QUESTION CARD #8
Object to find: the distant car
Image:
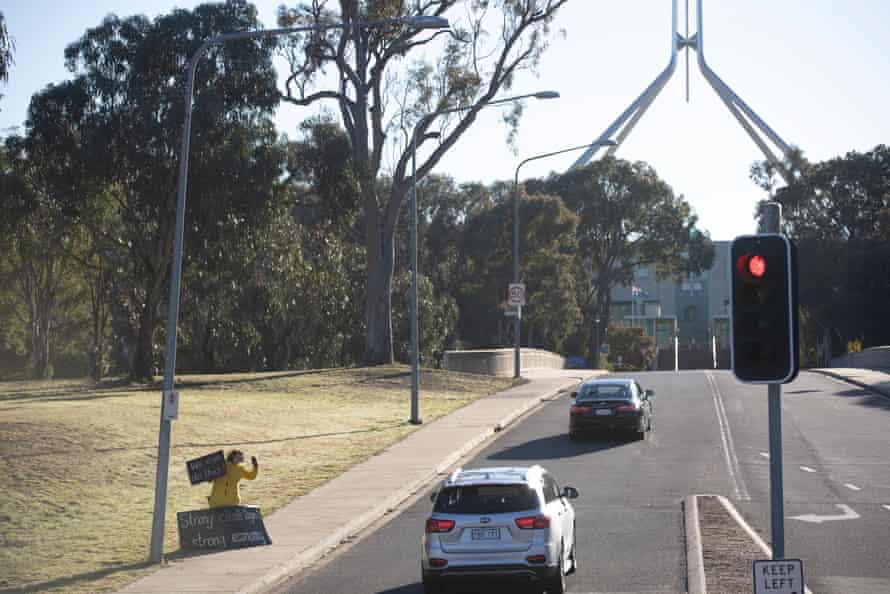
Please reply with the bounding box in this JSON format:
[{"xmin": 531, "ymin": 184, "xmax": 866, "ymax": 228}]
[
  {"xmin": 569, "ymin": 378, "xmax": 654, "ymax": 441},
  {"xmin": 422, "ymin": 466, "xmax": 579, "ymax": 594}
]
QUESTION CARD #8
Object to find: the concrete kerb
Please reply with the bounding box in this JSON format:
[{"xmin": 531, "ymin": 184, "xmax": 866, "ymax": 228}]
[
  {"xmin": 683, "ymin": 495, "xmax": 707, "ymax": 594},
  {"xmin": 808, "ymin": 368, "xmax": 890, "ymax": 400},
  {"xmin": 238, "ymin": 374, "xmax": 590, "ymax": 594}
]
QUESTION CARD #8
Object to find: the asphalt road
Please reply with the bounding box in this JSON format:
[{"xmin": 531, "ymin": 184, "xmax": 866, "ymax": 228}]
[{"xmin": 272, "ymin": 370, "xmax": 890, "ymax": 594}]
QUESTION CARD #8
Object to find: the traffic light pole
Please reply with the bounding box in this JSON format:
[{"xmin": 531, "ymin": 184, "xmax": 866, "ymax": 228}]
[
  {"xmin": 761, "ymin": 201, "xmax": 785, "ymax": 559},
  {"xmin": 767, "ymin": 383, "xmax": 785, "ymax": 558}
]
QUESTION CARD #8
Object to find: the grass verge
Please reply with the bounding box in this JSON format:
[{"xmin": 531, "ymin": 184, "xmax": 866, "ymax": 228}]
[{"xmin": 0, "ymin": 365, "xmax": 513, "ymax": 593}]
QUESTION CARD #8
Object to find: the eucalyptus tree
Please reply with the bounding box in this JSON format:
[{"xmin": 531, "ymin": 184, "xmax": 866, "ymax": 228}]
[
  {"xmin": 277, "ymin": 0, "xmax": 571, "ymax": 364},
  {"xmin": 540, "ymin": 158, "xmax": 714, "ymax": 364},
  {"xmin": 63, "ymin": 1, "xmax": 283, "ymax": 379}
]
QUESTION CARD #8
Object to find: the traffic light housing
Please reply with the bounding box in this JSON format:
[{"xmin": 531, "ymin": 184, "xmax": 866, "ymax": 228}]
[{"xmin": 730, "ymin": 235, "xmax": 799, "ymax": 383}]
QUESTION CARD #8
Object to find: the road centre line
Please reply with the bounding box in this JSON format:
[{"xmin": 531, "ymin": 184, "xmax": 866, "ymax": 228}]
[
  {"xmin": 800, "ymin": 466, "xmax": 816, "ymax": 473},
  {"xmin": 706, "ymin": 372, "xmax": 750, "ymax": 501},
  {"xmin": 845, "ymin": 483, "xmax": 861, "ymax": 491},
  {"xmin": 759, "ymin": 452, "xmax": 770, "ymax": 459},
  {"xmin": 883, "ymin": 505, "xmax": 890, "ymax": 512}
]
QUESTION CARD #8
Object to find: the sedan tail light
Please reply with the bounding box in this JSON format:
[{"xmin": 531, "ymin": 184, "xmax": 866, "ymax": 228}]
[
  {"xmin": 570, "ymin": 404, "xmax": 592, "ymax": 415},
  {"xmin": 515, "ymin": 514, "xmax": 550, "ymax": 529},
  {"xmin": 615, "ymin": 402, "xmax": 639, "ymax": 412},
  {"xmin": 425, "ymin": 518, "xmax": 455, "ymax": 533}
]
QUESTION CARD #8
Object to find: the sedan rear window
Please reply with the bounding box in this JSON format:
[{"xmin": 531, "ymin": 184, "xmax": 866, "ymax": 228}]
[
  {"xmin": 434, "ymin": 485, "xmax": 539, "ymax": 514},
  {"xmin": 577, "ymin": 384, "xmax": 631, "ymax": 401}
]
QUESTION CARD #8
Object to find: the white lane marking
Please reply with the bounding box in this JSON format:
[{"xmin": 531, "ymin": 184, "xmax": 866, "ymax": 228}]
[
  {"xmin": 800, "ymin": 466, "xmax": 817, "ymax": 473},
  {"xmin": 706, "ymin": 371, "xmax": 750, "ymax": 501},
  {"xmin": 790, "ymin": 504, "xmax": 860, "ymax": 523},
  {"xmin": 844, "ymin": 483, "xmax": 861, "ymax": 491},
  {"xmin": 759, "ymin": 452, "xmax": 770, "ymax": 459},
  {"xmin": 883, "ymin": 505, "xmax": 890, "ymax": 512}
]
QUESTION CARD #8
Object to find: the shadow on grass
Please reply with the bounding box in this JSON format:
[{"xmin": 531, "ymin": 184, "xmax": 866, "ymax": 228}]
[
  {"xmin": 7, "ymin": 423, "xmax": 410, "ymax": 460},
  {"xmin": 485, "ymin": 432, "xmax": 628, "ymax": 461},
  {"xmin": 0, "ymin": 369, "xmax": 420, "ymax": 405},
  {"xmin": 0, "ymin": 560, "xmax": 155, "ymax": 593}
]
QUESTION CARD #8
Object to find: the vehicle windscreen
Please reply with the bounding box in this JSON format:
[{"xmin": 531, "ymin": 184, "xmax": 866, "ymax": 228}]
[
  {"xmin": 577, "ymin": 384, "xmax": 632, "ymax": 402},
  {"xmin": 434, "ymin": 484, "xmax": 539, "ymax": 514}
]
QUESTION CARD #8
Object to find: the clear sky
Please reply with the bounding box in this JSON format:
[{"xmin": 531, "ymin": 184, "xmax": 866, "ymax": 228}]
[{"xmin": 2, "ymin": 1, "xmax": 889, "ymax": 240}]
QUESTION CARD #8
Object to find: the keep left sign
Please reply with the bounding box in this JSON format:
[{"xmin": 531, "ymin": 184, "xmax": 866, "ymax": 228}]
[{"xmin": 753, "ymin": 559, "xmax": 804, "ymax": 594}]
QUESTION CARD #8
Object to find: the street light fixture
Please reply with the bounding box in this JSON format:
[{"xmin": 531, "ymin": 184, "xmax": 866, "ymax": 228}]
[
  {"xmin": 410, "ymin": 90, "xmax": 560, "ymax": 424},
  {"xmin": 512, "ymin": 139, "xmax": 617, "ymax": 379},
  {"xmin": 149, "ymin": 13, "xmax": 450, "ymax": 564}
]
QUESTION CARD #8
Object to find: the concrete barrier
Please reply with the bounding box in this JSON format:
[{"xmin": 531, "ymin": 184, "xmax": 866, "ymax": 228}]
[
  {"xmin": 443, "ymin": 348, "xmax": 566, "ymax": 377},
  {"xmin": 831, "ymin": 346, "xmax": 890, "ymax": 370}
]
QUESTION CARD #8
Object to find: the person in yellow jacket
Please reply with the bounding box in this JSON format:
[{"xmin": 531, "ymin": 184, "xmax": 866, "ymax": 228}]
[{"xmin": 208, "ymin": 449, "xmax": 259, "ymax": 508}]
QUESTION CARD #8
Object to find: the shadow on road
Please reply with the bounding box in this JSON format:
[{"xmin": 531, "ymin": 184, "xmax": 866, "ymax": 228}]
[
  {"xmin": 486, "ymin": 433, "xmax": 628, "ymax": 461},
  {"xmin": 832, "ymin": 387, "xmax": 890, "ymax": 411},
  {"xmin": 376, "ymin": 583, "xmax": 539, "ymax": 594}
]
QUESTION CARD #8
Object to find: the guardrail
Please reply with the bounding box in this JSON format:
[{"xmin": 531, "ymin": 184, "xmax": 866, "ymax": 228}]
[{"xmin": 443, "ymin": 348, "xmax": 566, "ymax": 376}]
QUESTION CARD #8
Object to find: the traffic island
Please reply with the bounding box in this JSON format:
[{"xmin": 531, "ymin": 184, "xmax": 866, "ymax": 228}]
[{"xmin": 698, "ymin": 495, "xmax": 765, "ymax": 593}]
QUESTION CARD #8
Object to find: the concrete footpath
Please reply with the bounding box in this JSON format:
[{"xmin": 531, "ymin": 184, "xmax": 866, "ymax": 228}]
[
  {"xmin": 810, "ymin": 367, "xmax": 890, "ymax": 399},
  {"xmin": 119, "ymin": 368, "xmax": 600, "ymax": 594}
]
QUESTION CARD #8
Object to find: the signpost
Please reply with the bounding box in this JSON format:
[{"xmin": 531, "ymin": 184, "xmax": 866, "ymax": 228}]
[
  {"xmin": 162, "ymin": 390, "xmax": 179, "ymax": 421},
  {"xmin": 753, "ymin": 559, "xmax": 804, "ymax": 594},
  {"xmin": 508, "ymin": 283, "xmax": 526, "ymax": 307}
]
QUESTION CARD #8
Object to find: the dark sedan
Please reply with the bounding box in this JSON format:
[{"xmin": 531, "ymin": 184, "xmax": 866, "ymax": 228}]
[{"xmin": 569, "ymin": 378, "xmax": 654, "ymax": 441}]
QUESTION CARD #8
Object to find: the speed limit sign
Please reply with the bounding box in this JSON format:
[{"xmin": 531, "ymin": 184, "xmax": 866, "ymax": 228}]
[{"xmin": 508, "ymin": 283, "xmax": 526, "ymax": 307}]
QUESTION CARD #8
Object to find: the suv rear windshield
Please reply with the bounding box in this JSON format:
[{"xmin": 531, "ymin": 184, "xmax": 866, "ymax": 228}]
[
  {"xmin": 577, "ymin": 383, "xmax": 632, "ymax": 402},
  {"xmin": 434, "ymin": 484, "xmax": 539, "ymax": 514}
]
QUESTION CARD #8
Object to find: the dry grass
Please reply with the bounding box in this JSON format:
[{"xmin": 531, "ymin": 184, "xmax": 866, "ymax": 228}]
[{"xmin": 0, "ymin": 365, "xmax": 513, "ymax": 593}]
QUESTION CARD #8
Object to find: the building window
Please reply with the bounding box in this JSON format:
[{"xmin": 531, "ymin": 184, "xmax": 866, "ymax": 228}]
[{"xmin": 636, "ymin": 265, "xmax": 650, "ymax": 279}]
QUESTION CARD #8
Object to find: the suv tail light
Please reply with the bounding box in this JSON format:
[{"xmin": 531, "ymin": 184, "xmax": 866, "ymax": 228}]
[
  {"xmin": 425, "ymin": 518, "xmax": 455, "ymax": 533},
  {"xmin": 616, "ymin": 402, "xmax": 639, "ymax": 412},
  {"xmin": 515, "ymin": 515, "xmax": 550, "ymax": 529},
  {"xmin": 570, "ymin": 404, "xmax": 592, "ymax": 415}
]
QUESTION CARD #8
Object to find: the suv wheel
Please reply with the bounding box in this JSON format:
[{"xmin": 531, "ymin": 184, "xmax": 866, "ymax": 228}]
[
  {"xmin": 544, "ymin": 544, "xmax": 566, "ymax": 594},
  {"xmin": 422, "ymin": 569, "xmax": 444, "ymax": 594},
  {"xmin": 422, "ymin": 577, "xmax": 443, "ymax": 594}
]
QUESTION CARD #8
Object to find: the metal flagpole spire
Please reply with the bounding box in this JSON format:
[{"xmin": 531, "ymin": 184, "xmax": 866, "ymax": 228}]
[{"xmin": 570, "ymin": 0, "xmax": 795, "ymax": 184}]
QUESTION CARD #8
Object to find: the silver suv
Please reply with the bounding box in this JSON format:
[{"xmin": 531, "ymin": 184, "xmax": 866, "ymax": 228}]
[{"xmin": 422, "ymin": 466, "xmax": 579, "ymax": 594}]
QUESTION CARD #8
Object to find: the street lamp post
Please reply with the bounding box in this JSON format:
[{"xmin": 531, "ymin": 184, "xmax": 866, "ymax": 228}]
[
  {"xmin": 512, "ymin": 140, "xmax": 617, "ymax": 379},
  {"xmin": 410, "ymin": 91, "xmax": 559, "ymax": 424},
  {"xmin": 149, "ymin": 14, "xmax": 450, "ymax": 564}
]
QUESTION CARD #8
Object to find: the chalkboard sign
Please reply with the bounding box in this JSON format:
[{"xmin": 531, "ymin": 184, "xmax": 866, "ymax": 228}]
[
  {"xmin": 177, "ymin": 506, "xmax": 271, "ymax": 551},
  {"xmin": 186, "ymin": 450, "xmax": 227, "ymax": 485}
]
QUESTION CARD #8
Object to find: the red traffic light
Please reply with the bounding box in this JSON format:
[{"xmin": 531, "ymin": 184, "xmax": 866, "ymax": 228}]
[
  {"xmin": 748, "ymin": 255, "xmax": 766, "ymax": 278},
  {"xmin": 735, "ymin": 253, "xmax": 767, "ymax": 282}
]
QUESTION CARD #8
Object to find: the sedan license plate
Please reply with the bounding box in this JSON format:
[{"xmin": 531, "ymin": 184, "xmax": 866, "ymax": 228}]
[
  {"xmin": 594, "ymin": 409, "xmax": 613, "ymax": 416},
  {"xmin": 471, "ymin": 527, "xmax": 500, "ymax": 540}
]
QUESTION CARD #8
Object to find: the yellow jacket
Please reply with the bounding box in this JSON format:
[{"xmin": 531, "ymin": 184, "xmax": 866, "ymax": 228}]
[{"xmin": 208, "ymin": 461, "xmax": 258, "ymax": 508}]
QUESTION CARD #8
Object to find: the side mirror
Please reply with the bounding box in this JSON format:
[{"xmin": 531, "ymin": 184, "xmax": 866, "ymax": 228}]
[
  {"xmin": 562, "ymin": 486, "xmax": 579, "ymax": 500},
  {"xmin": 645, "ymin": 389, "xmax": 655, "ymax": 399},
  {"xmin": 570, "ymin": 391, "xmax": 577, "ymax": 399}
]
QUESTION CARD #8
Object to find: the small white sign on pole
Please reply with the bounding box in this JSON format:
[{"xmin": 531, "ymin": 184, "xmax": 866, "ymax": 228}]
[
  {"xmin": 753, "ymin": 559, "xmax": 804, "ymax": 594},
  {"xmin": 508, "ymin": 283, "xmax": 526, "ymax": 307},
  {"xmin": 162, "ymin": 390, "xmax": 180, "ymax": 421}
]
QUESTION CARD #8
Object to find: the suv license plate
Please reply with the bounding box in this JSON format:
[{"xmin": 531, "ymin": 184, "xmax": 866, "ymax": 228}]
[
  {"xmin": 471, "ymin": 527, "xmax": 500, "ymax": 540},
  {"xmin": 595, "ymin": 409, "xmax": 613, "ymax": 416}
]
